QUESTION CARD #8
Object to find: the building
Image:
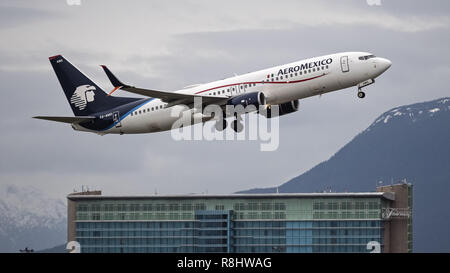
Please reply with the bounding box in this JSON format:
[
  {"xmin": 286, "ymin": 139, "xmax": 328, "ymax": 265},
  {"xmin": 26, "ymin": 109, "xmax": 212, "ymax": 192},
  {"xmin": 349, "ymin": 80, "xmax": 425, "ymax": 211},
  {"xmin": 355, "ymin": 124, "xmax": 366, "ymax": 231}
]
[{"xmin": 67, "ymin": 183, "xmax": 412, "ymax": 253}]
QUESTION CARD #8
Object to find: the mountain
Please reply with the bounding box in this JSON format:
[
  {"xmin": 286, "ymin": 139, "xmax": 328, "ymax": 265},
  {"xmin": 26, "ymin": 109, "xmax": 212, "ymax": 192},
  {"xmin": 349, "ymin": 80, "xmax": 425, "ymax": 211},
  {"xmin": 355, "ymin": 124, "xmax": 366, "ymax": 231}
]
[
  {"xmin": 239, "ymin": 97, "xmax": 450, "ymax": 252},
  {"xmin": 0, "ymin": 184, "xmax": 66, "ymax": 252}
]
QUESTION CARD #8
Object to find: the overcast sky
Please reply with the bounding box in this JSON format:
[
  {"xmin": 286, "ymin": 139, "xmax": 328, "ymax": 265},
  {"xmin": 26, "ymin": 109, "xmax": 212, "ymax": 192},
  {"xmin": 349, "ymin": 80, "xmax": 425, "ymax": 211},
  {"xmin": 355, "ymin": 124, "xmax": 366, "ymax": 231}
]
[{"xmin": 0, "ymin": 0, "xmax": 449, "ymax": 199}]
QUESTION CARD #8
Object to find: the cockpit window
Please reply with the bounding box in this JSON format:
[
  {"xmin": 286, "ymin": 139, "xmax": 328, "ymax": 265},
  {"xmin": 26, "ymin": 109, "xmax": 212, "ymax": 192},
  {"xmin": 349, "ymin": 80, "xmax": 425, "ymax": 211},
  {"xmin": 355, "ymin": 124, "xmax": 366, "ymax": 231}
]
[{"xmin": 358, "ymin": 54, "xmax": 376, "ymax": 61}]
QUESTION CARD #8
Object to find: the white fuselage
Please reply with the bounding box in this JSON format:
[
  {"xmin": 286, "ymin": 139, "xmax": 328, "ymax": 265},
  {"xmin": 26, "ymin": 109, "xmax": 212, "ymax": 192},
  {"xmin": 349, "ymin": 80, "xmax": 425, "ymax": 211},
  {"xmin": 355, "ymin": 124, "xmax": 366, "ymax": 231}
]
[{"xmin": 74, "ymin": 51, "xmax": 391, "ymax": 134}]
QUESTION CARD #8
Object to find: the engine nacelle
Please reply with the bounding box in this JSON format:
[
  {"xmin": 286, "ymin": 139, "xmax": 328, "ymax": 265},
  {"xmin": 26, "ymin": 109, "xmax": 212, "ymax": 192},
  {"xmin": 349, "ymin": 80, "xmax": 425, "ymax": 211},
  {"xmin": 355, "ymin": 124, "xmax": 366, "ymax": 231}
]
[
  {"xmin": 227, "ymin": 92, "xmax": 266, "ymax": 108},
  {"xmin": 263, "ymin": 100, "xmax": 299, "ymax": 118}
]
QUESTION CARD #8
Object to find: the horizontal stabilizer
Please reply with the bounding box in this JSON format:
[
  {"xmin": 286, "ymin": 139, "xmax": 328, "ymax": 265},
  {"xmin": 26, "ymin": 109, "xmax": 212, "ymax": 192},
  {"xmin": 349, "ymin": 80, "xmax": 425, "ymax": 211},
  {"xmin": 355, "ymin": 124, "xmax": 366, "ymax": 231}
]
[{"xmin": 33, "ymin": 116, "xmax": 96, "ymax": 124}]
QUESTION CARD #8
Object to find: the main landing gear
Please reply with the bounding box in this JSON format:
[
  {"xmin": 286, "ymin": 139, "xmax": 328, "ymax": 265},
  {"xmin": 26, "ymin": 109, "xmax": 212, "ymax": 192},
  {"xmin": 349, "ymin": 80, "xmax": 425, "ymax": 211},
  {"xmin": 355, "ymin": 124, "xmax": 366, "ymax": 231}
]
[
  {"xmin": 231, "ymin": 114, "xmax": 243, "ymax": 133},
  {"xmin": 214, "ymin": 118, "xmax": 228, "ymax": 131},
  {"xmin": 214, "ymin": 111, "xmax": 243, "ymax": 133}
]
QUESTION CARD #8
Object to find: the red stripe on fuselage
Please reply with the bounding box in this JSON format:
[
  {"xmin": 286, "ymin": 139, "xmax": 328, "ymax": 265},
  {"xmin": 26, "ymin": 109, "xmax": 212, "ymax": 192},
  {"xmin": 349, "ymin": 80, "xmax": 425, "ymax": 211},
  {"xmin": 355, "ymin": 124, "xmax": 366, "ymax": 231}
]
[{"xmin": 193, "ymin": 73, "xmax": 327, "ymax": 95}]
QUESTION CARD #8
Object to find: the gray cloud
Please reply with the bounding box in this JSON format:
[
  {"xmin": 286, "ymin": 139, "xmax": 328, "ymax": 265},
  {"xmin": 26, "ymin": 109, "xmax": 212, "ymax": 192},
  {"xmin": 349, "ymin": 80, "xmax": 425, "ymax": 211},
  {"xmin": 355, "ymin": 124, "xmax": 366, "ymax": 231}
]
[
  {"xmin": 0, "ymin": 4, "xmax": 61, "ymax": 29},
  {"xmin": 0, "ymin": 1, "xmax": 449, "ymax": 199}
]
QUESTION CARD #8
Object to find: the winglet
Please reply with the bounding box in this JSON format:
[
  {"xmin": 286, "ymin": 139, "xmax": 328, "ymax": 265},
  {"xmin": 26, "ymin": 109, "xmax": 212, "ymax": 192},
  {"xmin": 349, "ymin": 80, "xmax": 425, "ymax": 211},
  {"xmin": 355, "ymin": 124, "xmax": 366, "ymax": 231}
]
[
  {"xmin": 100, "ymin": 65, "xmax": 127, "ymax": 87},
  {"xmin": 49, "ymin": 54, "xmax": 62, "ymax": 61}
]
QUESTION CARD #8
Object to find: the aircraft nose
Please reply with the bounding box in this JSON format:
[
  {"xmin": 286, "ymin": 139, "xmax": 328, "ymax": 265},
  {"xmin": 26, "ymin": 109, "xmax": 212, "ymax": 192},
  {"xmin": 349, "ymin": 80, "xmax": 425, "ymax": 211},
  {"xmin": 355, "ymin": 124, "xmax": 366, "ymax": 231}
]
[{"xmin": 378, "ymin": 57, "xmax": 392, "ymax": 72}]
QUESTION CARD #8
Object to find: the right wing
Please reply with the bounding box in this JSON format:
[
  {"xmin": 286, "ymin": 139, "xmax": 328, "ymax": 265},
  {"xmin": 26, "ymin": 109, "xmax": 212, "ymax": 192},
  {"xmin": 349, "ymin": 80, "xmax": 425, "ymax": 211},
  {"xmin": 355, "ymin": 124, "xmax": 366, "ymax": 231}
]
[
  {"xmin": 100, "ymin": 65, "xmax": 229, "ymax": 107},
  {"xmin": 33, "ymin": 116, "xmax": 95, "ymax": 124}
]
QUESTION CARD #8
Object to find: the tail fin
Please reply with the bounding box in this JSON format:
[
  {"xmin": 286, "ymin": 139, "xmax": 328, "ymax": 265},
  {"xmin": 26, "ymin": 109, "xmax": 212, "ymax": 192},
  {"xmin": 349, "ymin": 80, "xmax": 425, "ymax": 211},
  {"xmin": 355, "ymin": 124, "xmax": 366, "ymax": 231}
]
[{"xmin": 49, "ymin": 55, "xmax": 137, "ymax": 116}]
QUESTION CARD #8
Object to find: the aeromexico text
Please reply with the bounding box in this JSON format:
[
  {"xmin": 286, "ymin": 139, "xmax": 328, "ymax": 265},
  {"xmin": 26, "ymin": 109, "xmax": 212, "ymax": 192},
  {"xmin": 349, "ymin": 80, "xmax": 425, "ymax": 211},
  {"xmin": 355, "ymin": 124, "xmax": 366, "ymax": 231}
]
[{"xmin": 277, "ymin": 58, "xmax": 333, "ymax": 76}]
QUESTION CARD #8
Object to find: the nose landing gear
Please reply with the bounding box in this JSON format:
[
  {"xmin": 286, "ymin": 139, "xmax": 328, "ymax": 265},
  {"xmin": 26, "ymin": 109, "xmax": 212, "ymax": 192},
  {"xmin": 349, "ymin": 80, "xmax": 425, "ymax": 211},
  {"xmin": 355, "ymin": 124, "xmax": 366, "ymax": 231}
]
[
  {"xmin": 357, "ymin": 89, "xmax": 366, "ymax": 99},
  {"xmin": 356, "ymin": 79, "xmax": 374, "ymax": 99}
]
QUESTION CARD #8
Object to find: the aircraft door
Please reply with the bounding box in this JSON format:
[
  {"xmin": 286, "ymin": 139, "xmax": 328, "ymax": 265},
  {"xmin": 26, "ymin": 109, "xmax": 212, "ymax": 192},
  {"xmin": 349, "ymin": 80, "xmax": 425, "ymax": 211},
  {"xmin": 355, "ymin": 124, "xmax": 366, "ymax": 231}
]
[
  {"xmin": 113, "ymin": 111, "xmax": 122, "ymax": 128},
  {"xmin": 340, "ymin": 56, "xmax": 349, "ymax": 73},
  {"xmin": 230, "ymin": 85, "xmax": 238, "ymax": 96},
  {"xmin": 237, "ymin": 84, "xmax": 246, "ymax": 94}
]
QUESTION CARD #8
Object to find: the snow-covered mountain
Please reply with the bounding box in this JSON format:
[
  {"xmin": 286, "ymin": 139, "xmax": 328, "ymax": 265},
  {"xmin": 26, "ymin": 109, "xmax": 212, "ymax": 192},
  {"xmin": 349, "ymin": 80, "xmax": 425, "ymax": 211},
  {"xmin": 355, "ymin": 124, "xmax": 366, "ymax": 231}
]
[
  {"xmin": 0, "ymin": 184, "xmax": 66, "ymax": 252},
  {"xmin": 366, "ymin": 97, "xmax": 449, "ymax": 130}
]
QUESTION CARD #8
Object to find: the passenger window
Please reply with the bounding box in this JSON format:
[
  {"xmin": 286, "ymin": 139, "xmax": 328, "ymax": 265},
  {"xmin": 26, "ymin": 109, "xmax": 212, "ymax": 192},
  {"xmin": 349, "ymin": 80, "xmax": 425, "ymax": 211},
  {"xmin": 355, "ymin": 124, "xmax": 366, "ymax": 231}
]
[
  {"xmin": 308, "ymin": 69, "xmax": 311, "ymax": 73},
  {"xmin": 300, "ymin": 71, "xmax": 302, "ymax": 75},
  {"xmin": 139, "ymin": 110, "xmax": 141, "ymax": 114},
  {"xmin": 326, "ymin": 65, "xmax": 329, "ymax": 69},
  {"xmin": 312, "ymin": 68, "xmax": 315, "ymax": 72}
]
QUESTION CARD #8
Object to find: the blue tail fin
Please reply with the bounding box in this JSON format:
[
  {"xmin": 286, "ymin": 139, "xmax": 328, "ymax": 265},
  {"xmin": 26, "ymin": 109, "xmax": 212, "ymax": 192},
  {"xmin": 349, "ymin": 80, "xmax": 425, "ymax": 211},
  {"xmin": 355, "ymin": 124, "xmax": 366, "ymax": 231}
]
[{"xmin": 49, "ymin": 55, "xmax": 138, "ymax": 116}]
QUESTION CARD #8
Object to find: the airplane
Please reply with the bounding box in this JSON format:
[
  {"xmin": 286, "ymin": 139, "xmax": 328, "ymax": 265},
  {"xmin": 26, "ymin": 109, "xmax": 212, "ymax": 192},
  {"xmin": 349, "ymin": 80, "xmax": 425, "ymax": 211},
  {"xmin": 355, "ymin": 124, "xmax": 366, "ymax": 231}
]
[{"xmin": 34, "ymin": 52, "xmax": 391, "ymax": 134}]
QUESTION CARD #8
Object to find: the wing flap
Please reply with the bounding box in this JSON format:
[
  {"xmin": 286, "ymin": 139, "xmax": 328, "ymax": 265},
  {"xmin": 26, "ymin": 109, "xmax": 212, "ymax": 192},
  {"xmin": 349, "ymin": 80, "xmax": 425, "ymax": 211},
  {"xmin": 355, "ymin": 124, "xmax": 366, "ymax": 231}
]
[{"xmin": 121, "ymin": 86, "xmax": 228, "ymax": 105}]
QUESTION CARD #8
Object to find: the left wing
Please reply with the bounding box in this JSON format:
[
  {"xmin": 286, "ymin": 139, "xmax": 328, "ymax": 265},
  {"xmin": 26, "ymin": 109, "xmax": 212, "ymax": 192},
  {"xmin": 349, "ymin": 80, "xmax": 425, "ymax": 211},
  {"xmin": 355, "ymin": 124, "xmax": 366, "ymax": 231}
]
[{"xmin": 100, "ymin": 65, "xmax": 228, "ymax": 107}]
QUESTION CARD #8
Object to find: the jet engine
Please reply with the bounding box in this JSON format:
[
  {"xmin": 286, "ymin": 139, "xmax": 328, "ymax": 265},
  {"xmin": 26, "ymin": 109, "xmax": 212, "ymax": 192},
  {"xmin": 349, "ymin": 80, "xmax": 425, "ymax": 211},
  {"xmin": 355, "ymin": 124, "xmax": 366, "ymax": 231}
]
[
  {"xmin": 227, "ymin": 92, "xmax": 266, "ymax": 108},
  {"xmin": 262, "ymin": 100, "xmax": 299, "ymax": 118}
]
